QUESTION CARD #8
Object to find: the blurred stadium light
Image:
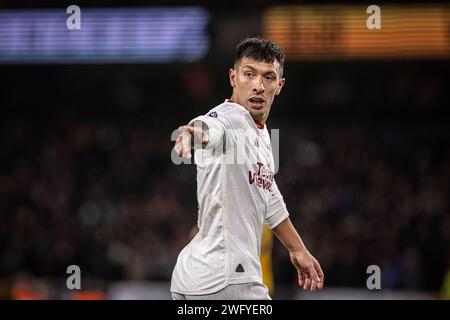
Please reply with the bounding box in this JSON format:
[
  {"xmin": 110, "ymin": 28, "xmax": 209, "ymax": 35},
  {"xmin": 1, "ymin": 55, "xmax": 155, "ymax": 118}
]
[
  {"xmin": 263, "ymin": 5, "xmax": 450, "ymax": 60},
  {"xmin": 0, "ymin": 7, "xmax": 210, "ymax": 63}
]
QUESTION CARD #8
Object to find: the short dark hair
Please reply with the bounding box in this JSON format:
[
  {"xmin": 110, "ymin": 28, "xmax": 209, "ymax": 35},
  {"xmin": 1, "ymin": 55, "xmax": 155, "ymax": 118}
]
[{"xmin": 234, "ymin": 37, "xmax": 285, "ymax": 76}]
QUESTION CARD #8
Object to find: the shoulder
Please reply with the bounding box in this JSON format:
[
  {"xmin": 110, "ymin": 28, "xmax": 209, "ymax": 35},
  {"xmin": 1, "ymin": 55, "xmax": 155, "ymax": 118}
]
[
  {"xmin": 205, "ymin": 102, "xmax": 249, "ymax": 128},
  {"xmin": 207, "ymin": 101, "xmax": 247, "ymax": 117}
]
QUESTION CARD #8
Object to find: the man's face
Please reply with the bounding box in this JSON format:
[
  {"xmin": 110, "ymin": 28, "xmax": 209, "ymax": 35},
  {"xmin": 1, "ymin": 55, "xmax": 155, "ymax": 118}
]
[{"xmin": 229, "ymin": 57, "xmax": 285, "ymax": 123}]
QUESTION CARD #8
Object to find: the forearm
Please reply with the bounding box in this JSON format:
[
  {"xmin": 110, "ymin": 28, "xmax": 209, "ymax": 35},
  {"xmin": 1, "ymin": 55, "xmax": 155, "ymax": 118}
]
[{"xmin": 271, "ymin": 217, "xmax": 308, "ymax": 253}]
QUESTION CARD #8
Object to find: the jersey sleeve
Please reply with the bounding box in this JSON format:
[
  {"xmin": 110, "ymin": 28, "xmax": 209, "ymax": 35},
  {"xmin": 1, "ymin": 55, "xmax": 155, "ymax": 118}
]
[
  {"xmin": 265, "ymin": 179, "xmax": 290, "ymax": 229},
  {"xmin": 188, "ymin": 111, "xmax": 230, "ymax": 150}
]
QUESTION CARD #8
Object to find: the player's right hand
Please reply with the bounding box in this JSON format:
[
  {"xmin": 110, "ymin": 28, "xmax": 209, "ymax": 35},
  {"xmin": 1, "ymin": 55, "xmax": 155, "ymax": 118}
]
[{"xmin": 174, "ymin": 124, "xmax": 209, "ymax": 159}]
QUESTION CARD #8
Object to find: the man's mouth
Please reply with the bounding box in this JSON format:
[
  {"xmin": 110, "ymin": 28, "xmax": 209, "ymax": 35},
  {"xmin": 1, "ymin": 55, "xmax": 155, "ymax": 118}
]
[{"xmin": 248, "ymin": 97, "xmax": 265, "ymax": 109}]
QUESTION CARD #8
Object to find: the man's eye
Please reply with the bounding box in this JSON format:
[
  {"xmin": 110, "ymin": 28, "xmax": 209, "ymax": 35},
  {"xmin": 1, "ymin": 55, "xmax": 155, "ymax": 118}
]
[
  {"xmin": 265, "ymin": 75, "xmax": 275, "ymax": 80},
  {"xmin": 245, "ymin": 72, "xmax": 254, "ymax": 77}
]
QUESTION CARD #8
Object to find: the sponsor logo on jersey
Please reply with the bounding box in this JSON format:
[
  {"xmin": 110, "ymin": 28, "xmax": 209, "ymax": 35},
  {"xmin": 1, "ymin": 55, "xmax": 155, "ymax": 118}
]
[{"xmin": 248, "ymin": 162, "xmax": 273, "ymax": 191}]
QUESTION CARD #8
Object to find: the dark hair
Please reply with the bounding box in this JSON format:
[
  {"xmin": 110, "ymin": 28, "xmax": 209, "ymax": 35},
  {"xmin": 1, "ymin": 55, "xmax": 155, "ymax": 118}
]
[{"xmin": 234, "ymin": 37, "xmax": 285, "ymax": 75}]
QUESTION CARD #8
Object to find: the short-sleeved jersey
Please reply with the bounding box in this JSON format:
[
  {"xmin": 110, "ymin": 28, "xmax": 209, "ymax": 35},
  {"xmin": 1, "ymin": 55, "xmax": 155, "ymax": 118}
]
[{"xmin": 170, "ymin": 100, "xmax": 289, "ymax": 295}]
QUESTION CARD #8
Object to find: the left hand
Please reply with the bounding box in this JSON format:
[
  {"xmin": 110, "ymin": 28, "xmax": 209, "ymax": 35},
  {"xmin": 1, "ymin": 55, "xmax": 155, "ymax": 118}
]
[{"xmin": 289, "ymin": 250, "xmax": 324, "ymax": 291}]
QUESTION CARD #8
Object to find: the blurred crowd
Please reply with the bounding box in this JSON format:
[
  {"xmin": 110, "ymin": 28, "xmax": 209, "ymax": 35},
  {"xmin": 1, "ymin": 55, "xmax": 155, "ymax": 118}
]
[
  {"xmin": 274, "ymin": 124, "xmax": 450, "ymax": 294},
  {"xmin": 0, "ymin": 113, "xmax": 193, "ymax": 284},
  {"xmin": 0, "ymin": 111, "xmax": 449, "ymax": 298}
]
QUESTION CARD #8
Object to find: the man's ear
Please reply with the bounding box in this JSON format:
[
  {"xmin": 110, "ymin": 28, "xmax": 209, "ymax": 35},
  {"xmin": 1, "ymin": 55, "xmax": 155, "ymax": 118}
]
[
  {"xmin": 229, "ymin": 68, "xmax": 236, "ymax": 88},
  {"xmin": 275, "ymin": 78, "xmax": 286, "ymax": 96}
]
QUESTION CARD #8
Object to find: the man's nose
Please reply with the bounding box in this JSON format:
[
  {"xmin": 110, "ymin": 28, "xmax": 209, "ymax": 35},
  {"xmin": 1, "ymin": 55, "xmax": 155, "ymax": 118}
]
[{"xmin": 253, "ymin": 76, "xmax": 265, "ymax": 93}]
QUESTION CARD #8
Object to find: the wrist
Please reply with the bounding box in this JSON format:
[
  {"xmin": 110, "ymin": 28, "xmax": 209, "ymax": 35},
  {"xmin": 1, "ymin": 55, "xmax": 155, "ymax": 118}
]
[{"xmin": 287, "ymin": 244, "xmax": 307, "ymax": 254}]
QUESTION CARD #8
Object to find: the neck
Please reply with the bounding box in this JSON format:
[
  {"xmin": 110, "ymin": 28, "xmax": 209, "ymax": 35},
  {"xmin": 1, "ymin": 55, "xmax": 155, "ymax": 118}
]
[
  {"xmin": 228, "ymin": 97, "xmax": 266, "ymax": 126},
  {"xmin": 250, "ymin": 112, "xmax": 267, "ymax": 128}
]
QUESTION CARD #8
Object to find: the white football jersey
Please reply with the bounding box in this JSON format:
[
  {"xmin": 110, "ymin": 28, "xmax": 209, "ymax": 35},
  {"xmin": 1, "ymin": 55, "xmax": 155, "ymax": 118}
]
[{"xmin": 170, "ymin": 100, "xmax": 289, "ymax": 295}]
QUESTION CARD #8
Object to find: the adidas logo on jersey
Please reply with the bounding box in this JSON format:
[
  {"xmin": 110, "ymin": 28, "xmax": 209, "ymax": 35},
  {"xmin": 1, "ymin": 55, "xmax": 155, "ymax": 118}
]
[{"xmin": 235, "ymin": 264, "xmax": 245, "ymax": 273}]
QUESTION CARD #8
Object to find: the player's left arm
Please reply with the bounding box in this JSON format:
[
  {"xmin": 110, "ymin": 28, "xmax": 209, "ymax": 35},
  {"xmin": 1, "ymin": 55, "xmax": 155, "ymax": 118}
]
[
  {"xmin": 271, "ymin": 217, "xmax": 324, "ymax": 291},
  {"xmin": 265, "ymin": 180, "xmax": 324, "ymax": 291}
]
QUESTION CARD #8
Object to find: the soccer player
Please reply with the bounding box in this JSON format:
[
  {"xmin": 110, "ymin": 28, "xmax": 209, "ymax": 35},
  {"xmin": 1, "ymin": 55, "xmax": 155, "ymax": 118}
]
[{"xmin": 171, "ymin": 37, "xmax": 324, "ymax": 300}]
